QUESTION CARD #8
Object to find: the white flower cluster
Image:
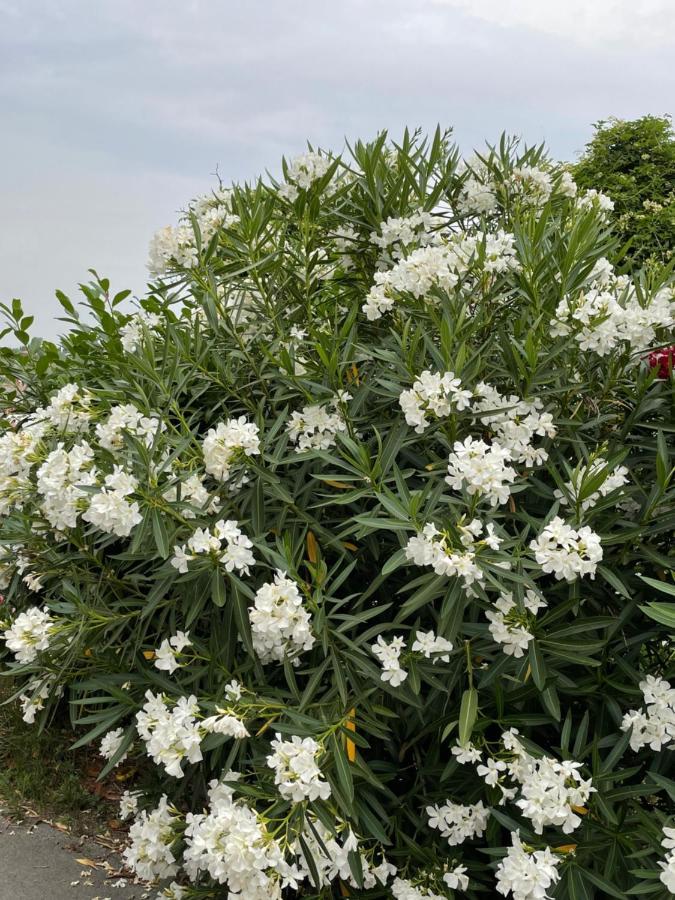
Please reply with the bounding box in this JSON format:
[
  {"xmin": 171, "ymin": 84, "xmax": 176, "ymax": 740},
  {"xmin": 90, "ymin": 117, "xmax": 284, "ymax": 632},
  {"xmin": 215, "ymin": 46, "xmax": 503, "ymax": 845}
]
[
  {"xmin": 183, "ymin": 775, "xmax": 287, "ymax": 897},
  {"xmin": 371, "ymin": 635, "xmax": 407, "ymax": 686},
  {"xmin": 495, "ymin": 832, "xmax": 560, "ymax": 900},
  {"xmin": 391, "ymin": 878, "xmax": 445, "ymax": 900},
  {"xmin": 457, "ymin": 175, "xmax": 498, "ymax": 215},
  {"xmin": 371, "ymin": 210, "xmax": 443, "ymax": 260},
  {"xmin": 249, "ymin": 570, "xmax": 315, "ymax": 664},
  {"xmin": 35, "ymin": 383, "xmax": 92, "ymax": 433},
  {"xmin": 154, "ymin": 630, "xmax": 192, "ymax": 674},
  {"xmin": 554, "ymin": 457, "xmax": 629, "ymax": 511},
  {"xmin": 123, "ymin": 794, "xmax": 178, "ymax": 881},
  {"xmin": 485, "ymin": 590, "xmax": 546, "ymax": 658},
  {"xmin": 136, "ymin": 691, "xmax": 203, "ymax": 778},
  {"xmin": 82, "ymin": 467, "xmax": 142, "ymax": 537},
  {"xmin": 100, "ymin": 726, "xmax": 129, "ymax": 766},
  {"xmin": 171, "ymin": 519, "xmax": 255, "ymax": 575},
  {"xmin": 472, "ymin": 729, "xmax": 594, "ymax": 834},
  {"xmin": 405, "ymin": 519, "xmax": 501, "ymax": 587},
  {"xmin": 278, "ymin": 151, "xmax": 333, "ymax": 201},
  {"xmin": 371, "ymin": 629, "xmax": 452, "ymax": 686},
  {"xmin": 266, "ymin": 733, "xmax": 331, "ymax": 802},
  {"xmin": 398, "ymin": 370, "xmax": 472, "ymax": 433},
  {"xmin": 2, "ymin": 606, "xmax": 55, "ymax": 664},
  {"xmin": 621, "ymin": 675, "xmax": 675, "ymax": 752},
  {"xmin": 530, "ymin": 516, "xmax": 603, "ymax": 580},
  {"xmin": 202, "ymin": 416, "xmax": 260, "ymax": 482},
  {"xmin": 362, "ymin": 230, "xmax": 519, "ymax": 320},
  {"xmin": 577, "ymin": 188, "xmax": 615, "ymax": 214},
  {"xmin": 509, "ymin": 165, "xmax": 553, "ymax": 206},
  {"xmin": 446, "ymin": 435, "xmax": 518, "ymax": 507},
  {"xmin": 472, "ymin": 382, "xmax": 557, "ymax": 467},
  {"xmin": 295, "ymin": 821, "xmax": 394, "ymax": 892},
  {"xmin": 36, "ymin": 441, "xmax": 98, "ymax": 530},
  {"xmin": 0, "ymin": 426, "xmax": 42, "ymax": 518},
  {"xmin": 286, "ymin": 399, "xmax": 347, "ymax": 451},
  {"xmin": 426, "ymin": 799, "xmax": 490, "ymax": 846},
  {"xmin": 659, "ymin": 826, "xmax": 675, "ymax": 893},
  {"xmin": 552, "ymin": 271, "xmax": 675, "ymax": 356},
  {"xmin": 163, "ymin": 471, "xmax": 221, "ymax": 518},
  {"xmin": 18, "ymin": 676, "xmax": 56, "ymax": 723},
  {"xmin": 95, "ymin": 403, "xmax": 164, "ymax": 453},
  {"xmin": 148, "ymin": 188, "xmax": 238, "ymax": 275},
  {"xmin": 119, "ymin": 789, "xmax": 140, "ymax": 821},
  {"xmin": 120, "ymin": 310, "xmax": 162, "ymax": 353}
]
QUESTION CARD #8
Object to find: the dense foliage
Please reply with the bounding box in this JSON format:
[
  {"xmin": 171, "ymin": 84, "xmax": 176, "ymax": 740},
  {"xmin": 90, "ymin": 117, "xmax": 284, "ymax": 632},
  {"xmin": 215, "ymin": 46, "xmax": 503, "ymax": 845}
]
[
  {"xmin": 1, "ymin": 130, "xmax": 675, "ymax": 899},
  {"xmin": 573, "ymin": 115, "xmax": 675, "ymax": 268}
]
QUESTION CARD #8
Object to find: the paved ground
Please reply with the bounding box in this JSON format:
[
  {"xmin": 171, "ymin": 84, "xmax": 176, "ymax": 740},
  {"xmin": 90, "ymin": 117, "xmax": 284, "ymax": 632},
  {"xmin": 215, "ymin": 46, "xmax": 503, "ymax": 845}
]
[{"xmin": 0, "ymin": 814, "xmax": 148, "ymax": 900}]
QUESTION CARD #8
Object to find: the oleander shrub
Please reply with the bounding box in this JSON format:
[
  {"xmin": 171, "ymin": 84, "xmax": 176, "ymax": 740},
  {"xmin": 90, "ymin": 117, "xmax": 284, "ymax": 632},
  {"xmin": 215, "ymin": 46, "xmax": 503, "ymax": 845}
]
[
  {"xmin": 1, "ymin": 130, "xmax": 675, "ymax": 899},
  {"xmin": 573, "ymin": 115, "xmax": 675, "ymax": 269}
]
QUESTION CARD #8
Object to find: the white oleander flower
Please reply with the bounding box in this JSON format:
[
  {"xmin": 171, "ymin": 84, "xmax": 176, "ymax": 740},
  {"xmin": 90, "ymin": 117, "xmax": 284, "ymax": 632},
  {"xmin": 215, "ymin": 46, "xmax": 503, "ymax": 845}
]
[
  {"xmin": 426, "ymin": 799, "xmax": 489, "ymax": 846},
  {"xmin": 554, "ymin": 457, "xmax": 629, "ymax": 511},
  {"xmin": 120, "ymin": 310, "xmax": 162, "ymax": 353},
  {"xmin": 443, "ymin": 864, "xmax": 470, "ymax": 891},
  {"xmin": 119, "ymin": 790, "xmax": 141, "ymax": 821},
  {"xmin": 18, "ymin": 677, "xmax": 53, "ymax": 724},
  {"xmin": 391, "ymin": 878, "xmax": 445, "ymax": 900},
  {"xmin": 36, "ymin": 440, "xmax": 98, "ymax": 531},
  {"xmin": 530, "ymin": 516, "xmax": 602, "ymax": 580},
  {"xmin": 399, "ymin": 370, "xmax": 472, "ymax": 433},
  {"xmin": 486, "ymin": 591, "xmax": 546, "ymax": 658},
  {"xmin": 3, "ymin": 607, "xmax": 55, "ymax": 664},
  {"xmin": 371, "ymin": 635, "xmax": 408, "ymax": 686},
  {"xmin": 100, "ymin": 727, "xmax": 129, "ymax": 766},
  {"xmin": 154, "ymin": 630, "xmax": 192, "ymax": 674},
  {"xmin": 183, "ymin": 776, "xmax": 285, "ymax": 896},
  {"xmin": 286, "ymin": 401, "xmax": 347, "ymax": 451},
  {"xmin": 659, "ymin": 826, "xmax": 675, "ymax": 892},
  {"xmin": 495, "ymin": 832, "xmax": 560, "ymax": 900},
  {"xmin": 405, "ymin": 521, "xmax": 491, "ymax": 587},
  {"xmin": 411, "ymin": 629, "xmax": 453, "ymax": 662},
  {"xmin": 123, "ymin": 795, "xmax": 178, "ymax": 881},
  {"xmin": 136, "ymin": 691, "xmax": 203, "ymax": 778},
  {"xmin": 452, "ymin": 741, "xmax": 482, "ymax": 764},
  {"xmin": 202, "ymin": 417, "xmax": 261, "ymax": 482},
  {"xmin": 445, "ymin": 435, "xmax": 517, "ymax": 507},
  {"xmin": 171, "ymin": 519, "xmax": 255, "ymax": 576},
  {"xmin": 83, "ymin": 469, "xmax": 142, "ymax": 537},
  {"xmin": 266, "ymin": 733, "xmax": 331, "ymax": 803},
  {"xmin": 249, "ymin": 570, "xmax": 315, "ymax": 664},
  {"xmin": 620, "ymin": 675, "xmax": 675, "ymax": 751}
]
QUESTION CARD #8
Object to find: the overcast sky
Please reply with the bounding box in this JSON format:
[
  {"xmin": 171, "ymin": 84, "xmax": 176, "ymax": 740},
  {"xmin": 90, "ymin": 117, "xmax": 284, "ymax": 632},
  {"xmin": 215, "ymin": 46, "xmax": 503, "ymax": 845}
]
[{"xmin": 1, "ymin": 0, "xmax": 673, "ymax": 339}]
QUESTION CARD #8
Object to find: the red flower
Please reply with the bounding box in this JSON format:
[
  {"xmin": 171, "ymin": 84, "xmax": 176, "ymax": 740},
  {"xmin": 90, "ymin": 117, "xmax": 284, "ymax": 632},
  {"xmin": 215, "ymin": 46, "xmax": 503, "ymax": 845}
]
[{"xmin": 648, "ymin": 346, "xmax": 675, "ymax": 379}]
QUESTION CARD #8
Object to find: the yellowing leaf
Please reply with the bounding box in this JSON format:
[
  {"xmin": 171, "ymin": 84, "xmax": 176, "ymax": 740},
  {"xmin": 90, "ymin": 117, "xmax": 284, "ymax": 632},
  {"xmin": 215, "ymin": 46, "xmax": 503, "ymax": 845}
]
[
  {"xmin": 323, "ymin": 480, "xmax": 352, "ymax": 490},
  {"xmin": 571, "ymin": 805, "xmax": 588, "ymax": 815},
  {"xmin": 342, "ymin": 542, "xmax": 358, "ymax": 552},
  {"xmin": 75, "ymin": 858, "xmax": 100, "ymax": 868},
  {"xmin": 345, "ymin": 708, "xmax": 357, "ymax": 763},
  {"xmin": 142, "ymin": 650, "xmax": 155, "ymax": 660},
  {"xmin": 307, "ymin": 531, "xmax": 319, "ymax": 563},
  {"xmin": 554, "ymin": 844, "xmax": 577, "ymax": 854},
  {"xmin": 83, "ymin": 648, "xmax": 93, "ymax": 658}
]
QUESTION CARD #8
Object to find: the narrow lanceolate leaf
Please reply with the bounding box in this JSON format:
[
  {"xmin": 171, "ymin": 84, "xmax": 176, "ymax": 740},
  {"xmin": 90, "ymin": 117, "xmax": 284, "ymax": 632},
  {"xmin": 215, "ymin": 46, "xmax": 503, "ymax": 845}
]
[
  {"xmin": 151, "ymin": 508, "xmax": 170, "ymax": 559},
  {"xmin": 528, "ymin": 640, "xmax": 547, "ymax": 691},
  {"xmin": 458, "ymin": 688, "xmax": 478, "ymax": 746}
]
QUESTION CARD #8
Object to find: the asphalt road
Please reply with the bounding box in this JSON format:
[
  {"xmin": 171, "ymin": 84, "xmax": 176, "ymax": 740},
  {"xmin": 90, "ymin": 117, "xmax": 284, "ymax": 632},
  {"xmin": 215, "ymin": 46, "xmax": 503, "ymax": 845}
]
[{"xmin": 0, "ymin": 815, "xmax": 145, "ymax": 900}]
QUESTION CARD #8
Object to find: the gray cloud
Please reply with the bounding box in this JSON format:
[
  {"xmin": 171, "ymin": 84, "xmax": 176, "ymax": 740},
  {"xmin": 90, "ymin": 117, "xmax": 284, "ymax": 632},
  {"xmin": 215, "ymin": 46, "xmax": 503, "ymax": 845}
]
[{"xmin": 0, "ymin": 0, "xmax": 673, "ymax": 338}]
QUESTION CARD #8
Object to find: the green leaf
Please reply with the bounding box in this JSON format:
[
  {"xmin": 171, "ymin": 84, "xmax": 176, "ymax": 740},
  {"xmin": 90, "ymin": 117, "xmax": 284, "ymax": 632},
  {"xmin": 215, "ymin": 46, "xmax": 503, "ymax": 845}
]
[
  {"xmin": 458, "ymin": 688, "xmax": 478, "ymax": 746},
  {"xmin": 211, "ymin": 569, "xmax": 227, "ymax": 607},
  {"xmin": 529, "ymin": 640, "xmax": 547, "ymax": 691},
  {"xmin": 151, "ymin": 509, "xmax": 170, "ymax": 559}
]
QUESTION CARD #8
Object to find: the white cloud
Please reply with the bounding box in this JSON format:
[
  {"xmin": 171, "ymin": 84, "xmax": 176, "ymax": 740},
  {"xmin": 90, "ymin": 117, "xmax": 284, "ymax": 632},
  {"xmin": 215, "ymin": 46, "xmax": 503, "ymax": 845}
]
[{"xmin": 429, "ymin": 0, "xmax": 675, "ymax": 47}]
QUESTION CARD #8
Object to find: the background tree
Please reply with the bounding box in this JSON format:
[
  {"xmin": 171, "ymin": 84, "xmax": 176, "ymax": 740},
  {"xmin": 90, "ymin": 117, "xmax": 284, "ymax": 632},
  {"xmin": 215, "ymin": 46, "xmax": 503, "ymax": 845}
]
[{"xmin": 573, "ymin": 114, "xmax": 675, "ymax": 268}]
